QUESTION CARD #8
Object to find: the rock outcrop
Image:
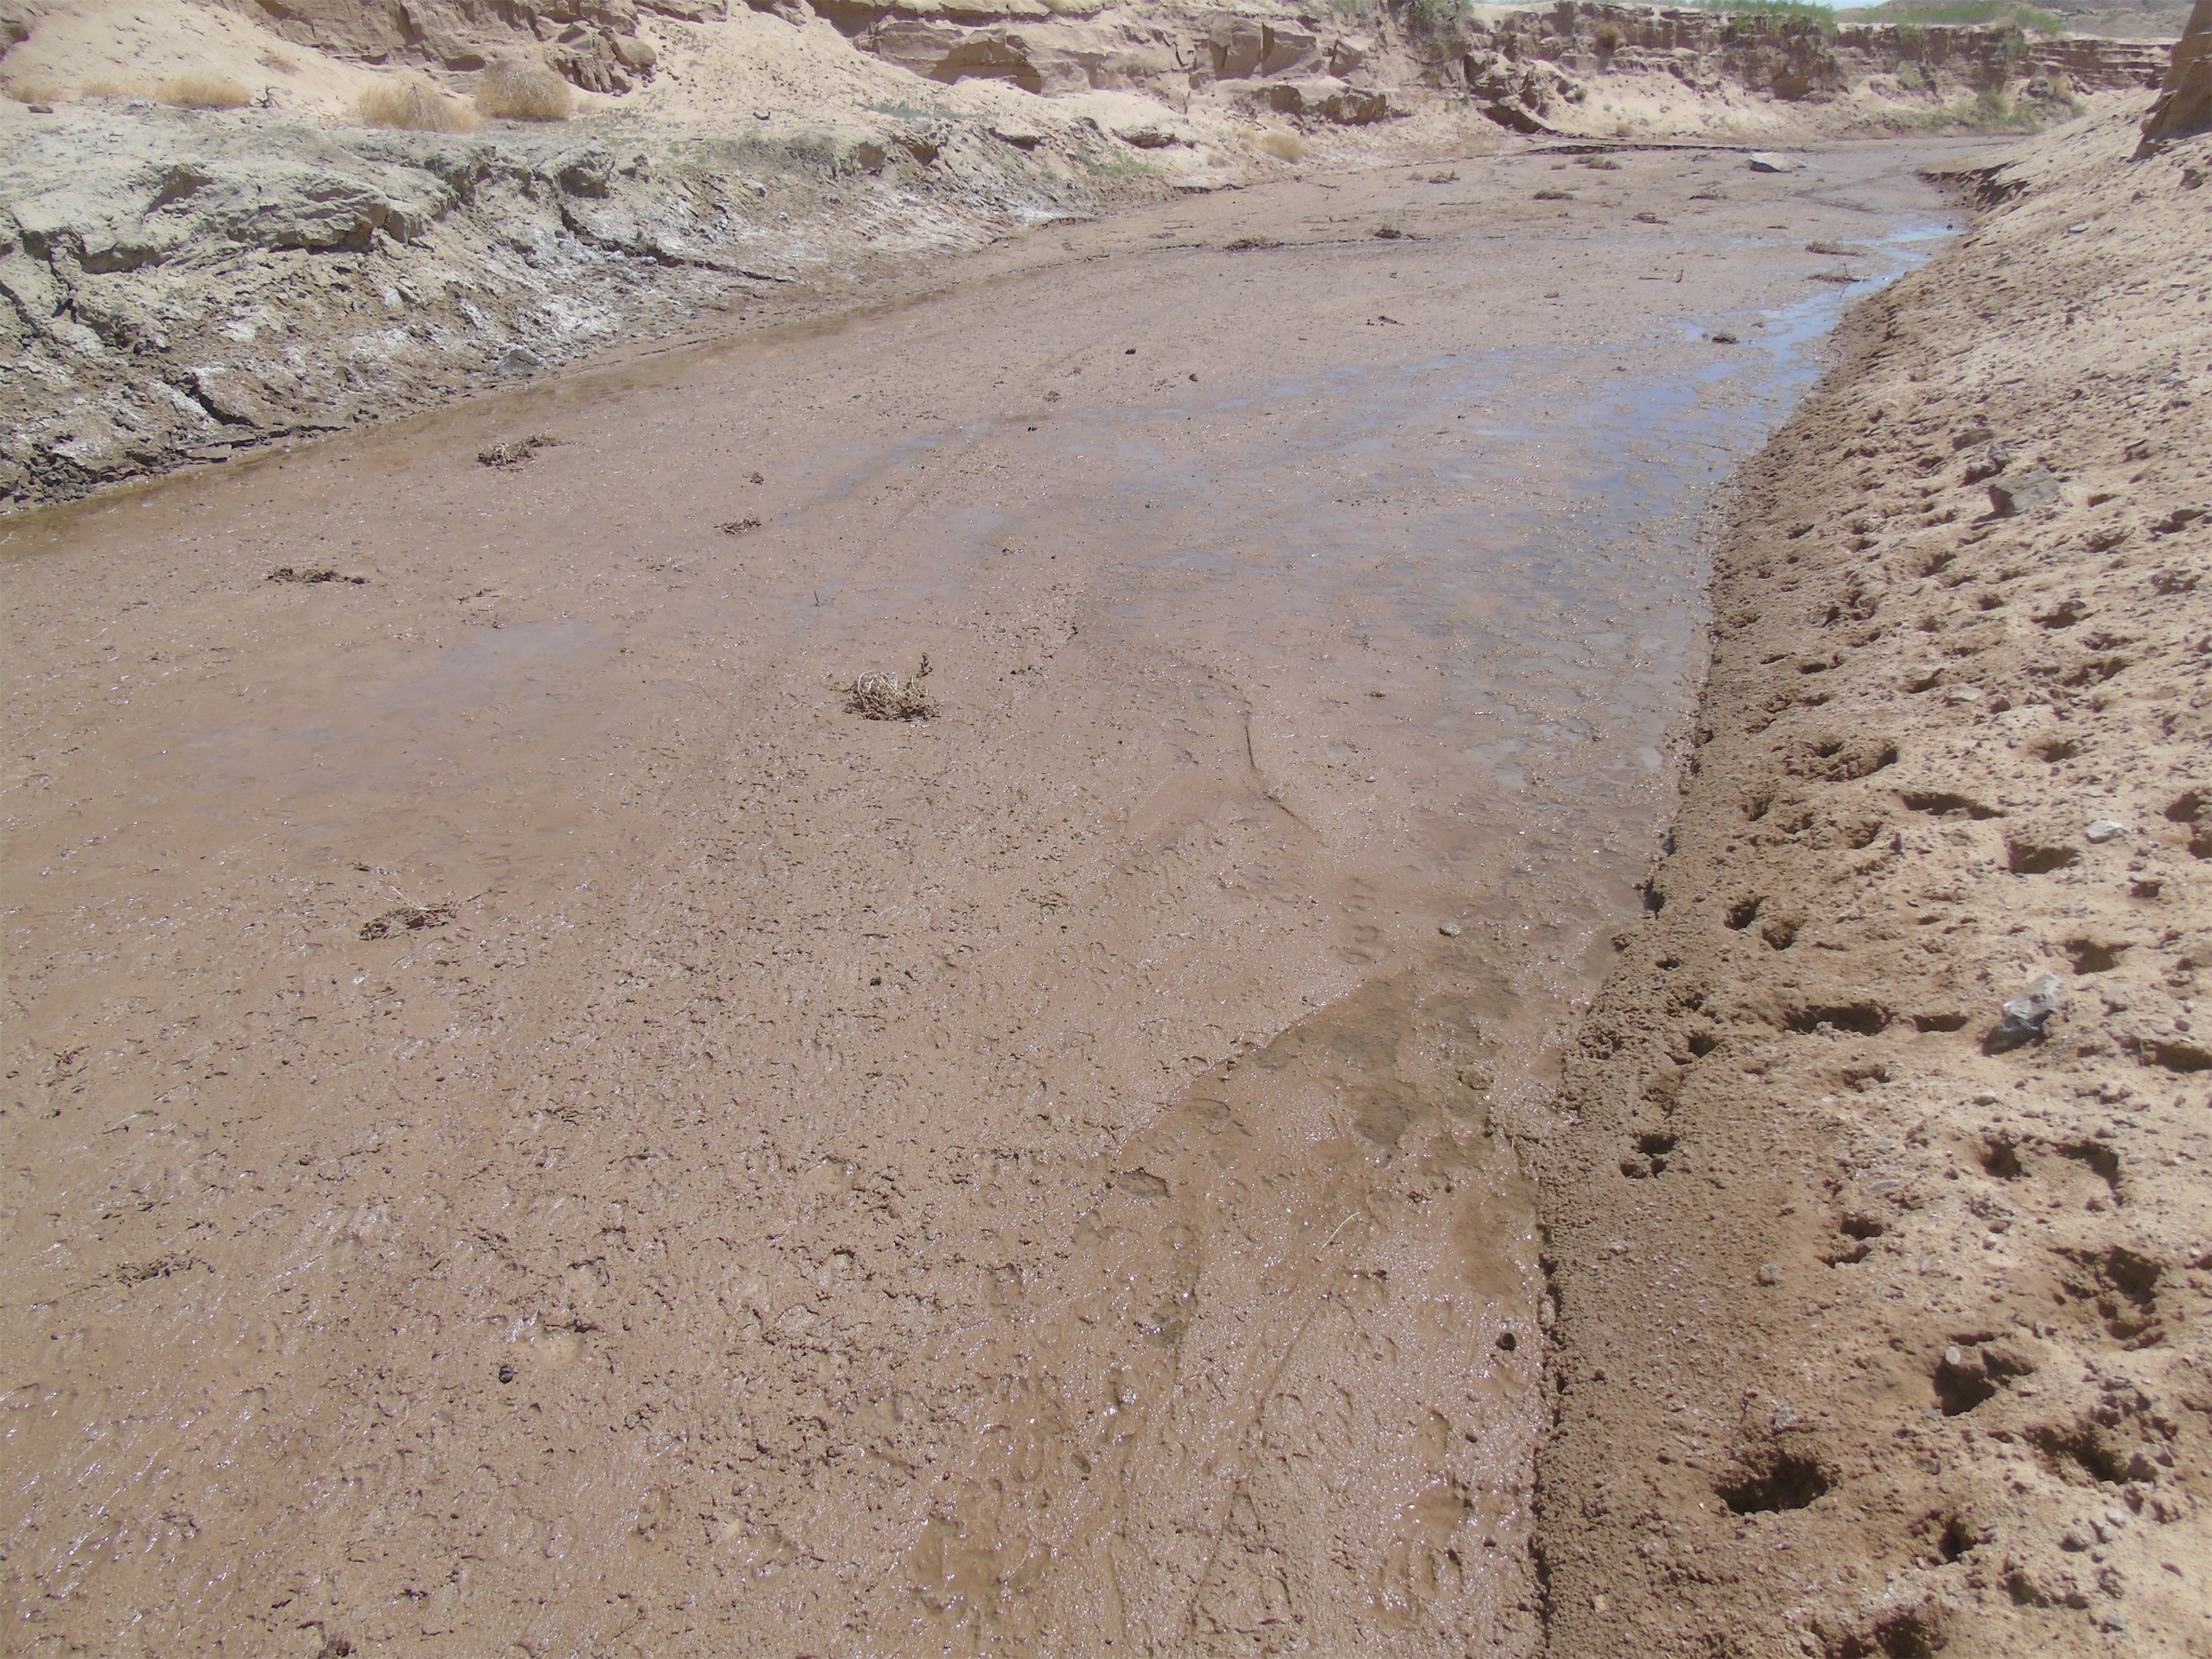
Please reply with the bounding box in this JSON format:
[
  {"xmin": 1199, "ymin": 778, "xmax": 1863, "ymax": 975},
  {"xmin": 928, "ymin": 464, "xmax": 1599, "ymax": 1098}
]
[
  {"xmin": 2138, "ymin": 0, "xmax": 2212, "ymax": 143},
  {"xmin": 221, "ymin": 0, "xmax": 718, "ymax": 90},
  {"xmin": 1441, "ymin": 3, "xmax": 2169, "ymax": 135}
]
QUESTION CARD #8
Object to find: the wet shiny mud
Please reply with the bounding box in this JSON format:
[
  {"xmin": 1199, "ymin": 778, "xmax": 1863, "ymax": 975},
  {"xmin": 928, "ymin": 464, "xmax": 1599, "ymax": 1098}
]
[{"xmin": 0, "ymin": 142, "xmax": 1970, "ymax": 1657}]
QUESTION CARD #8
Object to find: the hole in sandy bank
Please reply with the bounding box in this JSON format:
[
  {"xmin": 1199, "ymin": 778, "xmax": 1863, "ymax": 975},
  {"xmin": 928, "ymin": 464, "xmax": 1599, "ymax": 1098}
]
[
  {"xmin": 2164, "ymin": 790, "xmax": 2211, "ymax": 859},
  {"xmin": 1933, "ymin": 1354, "xmax": 1997, "ymax": 1416},
  {"xmin": 1936, "ymin": 1514, "xmax": 1980, "ymax": 1563},
  {"xmin": 1785, "ymin": 1003, "xmax": 1888, "ymax": 1036},
  {"xmin": 1716, "ymin": 1449, "xmax": 1830, "ymax": 1514},
  {"xmin": 2006, "ymin": 838, "xmax": 2077, "ymax": 875},
  {"xmin": 2055, "ymin": 1139, "xmax": 2122, "ymax": 1195},
  {"xmin": 1980, "ymin": 1138, "xmax": 2025, "ymax": 1179},
  {"xmin": 1823, "ymin": 1601, "xmax": 1949, "ymax": 1659},
  {"xmin": 2061, "ymin": 938, "xmax": 2132, "ymax": 973},
  {"xmin": 1902, "ymin": 790, "xmax": 2000, "ymax": 821},
  {"xmin": 2029, "ymin": 1420, "xmax": 2147, "ymax": 1486}
]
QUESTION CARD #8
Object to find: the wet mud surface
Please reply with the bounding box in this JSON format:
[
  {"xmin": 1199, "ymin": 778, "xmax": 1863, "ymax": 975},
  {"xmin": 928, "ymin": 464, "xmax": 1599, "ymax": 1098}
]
[{"xmin": 1, "ymin": 138, "xmax": 1983, "ymax": 1656}]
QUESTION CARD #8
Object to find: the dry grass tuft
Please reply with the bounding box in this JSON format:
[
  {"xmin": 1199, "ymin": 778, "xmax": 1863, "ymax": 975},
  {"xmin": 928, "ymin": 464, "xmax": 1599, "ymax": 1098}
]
[
  {"xmin": 358, "ymin": 74, "xmax": 479, "ymax": 133},
  {"xmin": 80, "ymin": 71, "xmax": 254, "ymax": 107},
  {"xmin": 1224, "ymin": 235, "xmax": 1282, "ymax": 251},
  {"xmin": 160, "ymin": 71, "xmax": 253, "ymax": 108},
  {"xmin": 476, "ymin": 58, "xmax": 574, "ymax": 122},
  {"xmin": 1256, "ymin": 129, "xmax": 1305, "ymax": 162},
  {"xmin": 4, "ymin": 78, "xmax": 64, "ymax": 104},
  {"xmin": 849, "ymin": 655, "xmax": 938, "ymax": 721}
]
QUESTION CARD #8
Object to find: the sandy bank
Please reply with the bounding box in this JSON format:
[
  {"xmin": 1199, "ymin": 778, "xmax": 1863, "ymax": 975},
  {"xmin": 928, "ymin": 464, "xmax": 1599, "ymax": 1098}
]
[{"xmin": 1533, "ymin": 76, "xmax": 2210, "ymax": 1659}]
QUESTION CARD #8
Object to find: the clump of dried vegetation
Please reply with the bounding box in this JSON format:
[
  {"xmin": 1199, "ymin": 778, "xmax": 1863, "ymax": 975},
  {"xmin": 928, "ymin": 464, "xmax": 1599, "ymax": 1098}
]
[
  {"xmin": 360, "ymin": 903, "xmax": 454, "ymax": 941},
  {"xmin": 849, "ymin": 655, "xmax": 938, "ymax": 721},
  {"xmin": 1256, "ymin": 129, "xmax": 1305, "ymax": 161},
  {"xmin": 477, "ymin": 433, "xmax": 557, "ymax": 467},
  {"xmin": 476, "ymin": 58, "xmax": 574, "ymax": 121},
  {"xmin": 358, "ymin": 73, "xmax": 479, "ymax": 133},
  {"xmin": 79, "ymin": 71, "xmax": 254, "ymax": 107}
]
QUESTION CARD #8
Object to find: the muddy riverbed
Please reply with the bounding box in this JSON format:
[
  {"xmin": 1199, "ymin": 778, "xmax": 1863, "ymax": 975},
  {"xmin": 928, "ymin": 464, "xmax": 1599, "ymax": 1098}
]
[{"xmin": 2, "ymin": 137, "xmax": 1985, "ymax": 1656}]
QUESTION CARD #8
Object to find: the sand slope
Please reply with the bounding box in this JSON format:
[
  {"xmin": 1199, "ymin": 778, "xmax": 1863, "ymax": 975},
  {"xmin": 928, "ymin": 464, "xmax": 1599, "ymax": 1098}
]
[{"xmin": 1535, "ymin": 98, "xmax": 2211, "ymax": 1659}]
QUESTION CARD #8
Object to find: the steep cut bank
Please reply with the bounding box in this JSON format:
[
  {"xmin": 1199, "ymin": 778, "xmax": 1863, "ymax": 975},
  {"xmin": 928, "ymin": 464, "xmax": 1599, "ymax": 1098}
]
[{"xmin": 1533, "ymin": 32, "xmax": 2211, "ymax": 1659}]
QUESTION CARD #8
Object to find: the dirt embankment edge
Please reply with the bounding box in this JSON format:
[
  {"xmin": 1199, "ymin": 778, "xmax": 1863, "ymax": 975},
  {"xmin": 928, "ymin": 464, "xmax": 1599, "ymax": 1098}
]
[{"xmin": 1530, "ymin": 79, "xmax": 2211, "ymax": 1659}]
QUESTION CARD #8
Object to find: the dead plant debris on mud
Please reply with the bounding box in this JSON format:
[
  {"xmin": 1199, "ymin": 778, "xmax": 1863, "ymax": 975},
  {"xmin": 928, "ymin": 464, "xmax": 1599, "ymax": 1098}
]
[
  {"xmin": 360, "ymin": 904, "xmax": 455, "ymax": 941},
  {"xmin": 848, "ymin": 655, "xmax": 937, "ymax": 721},
  {"xmin": 477, "ymin": 434, "xmax": 557, "ymax": 468},
  {"xmin": 267, "ymin": 567, "xmax": 366, "ymax": 585},
  {"xmin": 1224, "ymin": 235, "xmax": 1282, "ymax": 251},
  {"xmin": 718, "ymin": 517, "xmax": 763, "ymax": 535}
]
